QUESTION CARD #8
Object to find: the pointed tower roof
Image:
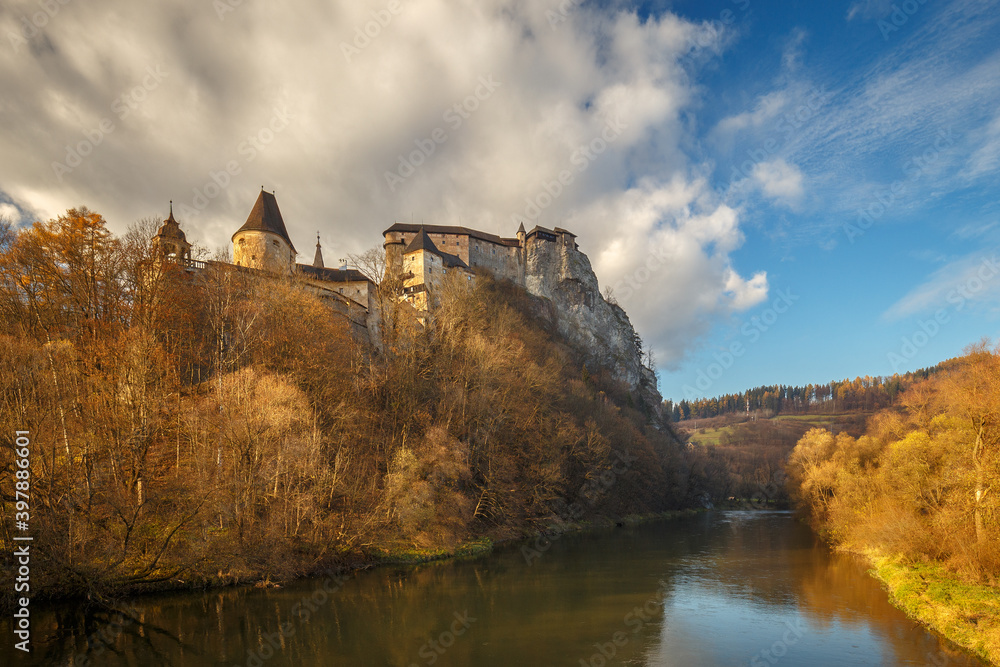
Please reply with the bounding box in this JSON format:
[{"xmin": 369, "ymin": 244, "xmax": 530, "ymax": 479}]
[
  {"xmin": 517, "ymin": 221, "xmax": 526, "ymax": 234},
  {"xmin": 313, "ymin": 233, "xmax": 325, "ymax": 269},
  {"xmin": 233, "ymin": 189, "xmax": 296, "ymax": 253},
  {"xmin": 155, "ymin": 201, "xmax": 188, "ymax": 241},
  {"xmin": 403, "ymin": 227, "xmax": 440, "ymax": 254}
]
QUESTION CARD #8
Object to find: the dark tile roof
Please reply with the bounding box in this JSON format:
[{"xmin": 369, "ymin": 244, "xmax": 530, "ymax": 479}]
[
  {"xmin": 526, "ymin": 225, "xmax": 577, "ymax": 238},
  {"xmin": 384, "ymin": 222, "xmax": 519, "ymax": 247},
  {"xmin": 403, "ymin": 228, "xmax": 439, "ymax": 254},
  {"xmin": 234, "ymin": 190, "xmax": 296, "ymax": 253},
  {"xmin": 403, "ymin": 228, "xmax": 469, "ymax": 268},
  {"xmin": 297, "ymin": 264, "xmax": 371, "ymax": 284},
  {"xmin": 439, "ymin": 252, "xmax": 468, "ymax": 269}
]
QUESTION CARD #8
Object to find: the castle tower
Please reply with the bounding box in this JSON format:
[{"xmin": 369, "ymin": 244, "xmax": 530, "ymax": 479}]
[
  {"xmin": 516, "ymin": 221, "xmax": 526, "ymax": 247},
  {"xmin": 383, "ymin": 228, "xmax": 406, "ymax": 280},
  {"xmin": 152, "ymin": 202, "xmax": 191, "ymax": 261},
  {"xmin": 313, "ymin": 233, "xmax": 325, "ymax": 269},
  {"xmin": 232, "ymin": 189, "xmax": 297, "ymax": 274},
  {"xmin": 401, "ymin": 227, "xmax": 440, "ymax": 310}
]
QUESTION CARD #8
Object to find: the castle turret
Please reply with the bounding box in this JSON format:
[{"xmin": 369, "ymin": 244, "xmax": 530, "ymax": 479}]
[
  {"xmin": 517, "ymin": 221, "xmax": 526, "ymax": 247},
  {"xmin": 232, "ymin": 189, "xmax": 296, "ymax": 274},
  {"xmin": 152, "ymin": 202, "xmax": 191, "ymax": 261},
  {"xmin": 383, "ymin": 228, "xmax": 406, "ymax": 279}
]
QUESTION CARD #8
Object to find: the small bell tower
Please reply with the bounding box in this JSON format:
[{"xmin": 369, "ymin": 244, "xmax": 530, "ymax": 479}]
[{"xmin": 152, "ymin": 201, "xmax": 191, "ymax": 261}]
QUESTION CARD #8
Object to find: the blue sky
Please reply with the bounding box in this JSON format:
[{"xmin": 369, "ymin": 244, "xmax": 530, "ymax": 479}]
[
  {"xmin": 647, "ymin": 0, "xmax": 1000, "ymax": 401},
  {"xmin": 0, "ymin": 0, "xmax": 997, "ymax": 404}
]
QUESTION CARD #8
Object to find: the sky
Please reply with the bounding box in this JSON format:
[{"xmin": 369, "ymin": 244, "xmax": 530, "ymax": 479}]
[{"xmin": 1, "ymin": 0, "xmax": 998, "ymax": 403}]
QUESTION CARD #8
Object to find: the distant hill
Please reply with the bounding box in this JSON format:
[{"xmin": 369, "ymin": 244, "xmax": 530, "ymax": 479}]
[{"xmin": 665, "ymin": 362, "xmax": 952, "ymax": 422}]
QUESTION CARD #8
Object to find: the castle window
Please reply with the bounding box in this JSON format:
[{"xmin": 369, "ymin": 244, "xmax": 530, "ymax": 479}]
[{"xmin": 273, "ymin": 240, "xmax": 279, "ymax": 247}]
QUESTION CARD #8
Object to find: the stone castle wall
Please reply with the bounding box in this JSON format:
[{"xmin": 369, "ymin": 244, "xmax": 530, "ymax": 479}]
[
  {"xmin": 234, "ymin": 230, "xmax": 295, "ymax": 274},
  {"xmin": 382, "ymin": 227, "xmax": 661, "ymax": 415}
]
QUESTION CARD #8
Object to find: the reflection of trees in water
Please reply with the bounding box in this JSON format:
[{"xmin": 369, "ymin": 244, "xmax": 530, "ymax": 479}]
[
  {"xmin": 8, "ymin": 516, "xmax": 982, "ymax": 666},
  {"xmin": 794, "ymin": 549, "xmax": 983, "ymax": 665},
  {"xmin": 28, "ymin": 602, "xmax": 192, "ymax": 667},
  {"xmin": 703, "ymin": 514, "xmax": 983, "ymax": 666}
]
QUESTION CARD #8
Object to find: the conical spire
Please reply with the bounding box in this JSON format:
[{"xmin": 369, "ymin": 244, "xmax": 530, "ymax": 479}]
[
  {"xmin": 233, "ymin": 189, "xmax": 296, "ymax": 253},
  {"xmin": 313, "ymin": 233, "xmax": 325, "ymax": 269},
  {"xmin": 403, "ymin": 226, "xmax": 440, "ymax": 254}
]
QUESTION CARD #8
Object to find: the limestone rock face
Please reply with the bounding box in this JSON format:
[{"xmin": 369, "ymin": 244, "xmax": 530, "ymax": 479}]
[{"xmin": 524, "ymin": 240, "xmax": 663, "ymax": 420}]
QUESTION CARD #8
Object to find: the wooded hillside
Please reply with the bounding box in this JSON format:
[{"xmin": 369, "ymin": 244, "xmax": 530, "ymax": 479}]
[{"xmin": 0, "ymin": 210, "xmax": 693, "ymax": 605}]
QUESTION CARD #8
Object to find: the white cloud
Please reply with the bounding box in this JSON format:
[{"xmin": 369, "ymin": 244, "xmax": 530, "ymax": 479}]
[
  {"xmin": 706, "ymin": 0, "xmax": 1000, "ymax": 243},
  {"xmin": 884, "ymin": 251, "xmax": 1000, "ymax": 321},
  {"xmin": 960, "ymin": 113, "xmax": 1000, "ymax": 181},
  {"xmin": 751, "ymin": 159, "xmax": 804, "ymax": 204},
  {"xmin": 846, "ymin": 0, "xmax": 894, "ymax": 21},
  {"xmin": 567, "ymin": 178, "xmax": 769, "ymax": 366},
  {"xmin": 0, "ymin": 0, "xmax": 768, "ymax": 369}
]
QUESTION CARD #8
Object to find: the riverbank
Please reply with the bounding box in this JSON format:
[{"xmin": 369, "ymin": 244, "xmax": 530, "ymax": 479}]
[
  {"xmin": 2, "ymin": 509, "xmax": 704, "ymax": 613},
  {"xmin": 867, "ymin": 551, "xmax": 1000, "ymax": 665},
  {"xmin": 369, "ymin": 508, "xmax": 703, "ymax": 566}
]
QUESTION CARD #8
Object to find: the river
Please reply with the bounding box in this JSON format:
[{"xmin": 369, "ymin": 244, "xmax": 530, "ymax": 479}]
[{"xmin": 5, "ymin": 511, "xmax": 987, "ymax": 666}]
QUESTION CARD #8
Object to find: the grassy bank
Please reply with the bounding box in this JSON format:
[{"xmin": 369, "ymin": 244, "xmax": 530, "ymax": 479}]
[{"xmin": 867, "ymin": 552, "xmax": 1000, "ymax": 665}]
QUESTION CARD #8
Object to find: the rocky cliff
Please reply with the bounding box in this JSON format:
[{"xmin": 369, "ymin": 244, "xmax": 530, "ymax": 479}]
[{"xmin": 524, "ymin": 239, "xmax": 664, "ymax": 421}]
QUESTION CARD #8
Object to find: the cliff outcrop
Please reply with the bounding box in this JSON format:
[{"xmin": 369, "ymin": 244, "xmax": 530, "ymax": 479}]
[{"xmin": 524, "ymin": 239, "xmax": 664, "ymax": 422}]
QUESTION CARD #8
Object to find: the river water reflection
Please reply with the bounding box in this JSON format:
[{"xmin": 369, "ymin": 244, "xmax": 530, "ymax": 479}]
[{"xmin": 5, "ymin": 511, "xmax": 987, "ymax": 666}]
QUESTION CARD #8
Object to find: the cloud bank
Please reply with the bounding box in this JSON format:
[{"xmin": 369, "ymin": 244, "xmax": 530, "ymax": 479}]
[{"xmin": 0, "ymin": 0, "xmax": 770, "ymax": 366}]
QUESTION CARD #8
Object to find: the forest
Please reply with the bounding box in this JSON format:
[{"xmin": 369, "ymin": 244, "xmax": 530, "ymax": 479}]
[
  {"xmin": 787, "ymin": 344, "xmax": 1000, "ymax": 577},
  {"xmin": 785, "ymin": 344, "xmax": 1000, "ymax": 659},
  {"xmin": 0, "ymin": 208, "xmax": 703, "ymax": 606},
  {"xmin": 666, "ymin": 366, "xmax": 941, "ymax": 422}
]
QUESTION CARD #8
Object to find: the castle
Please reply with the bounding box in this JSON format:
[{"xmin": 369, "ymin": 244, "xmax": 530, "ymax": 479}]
[
  {"xmin": 152, "ymin": 189, "xmax": 660, "ymax": 403},
  {"xmin": 153, "ymin": 189, "xmax": 583, "ymax": 327}
]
